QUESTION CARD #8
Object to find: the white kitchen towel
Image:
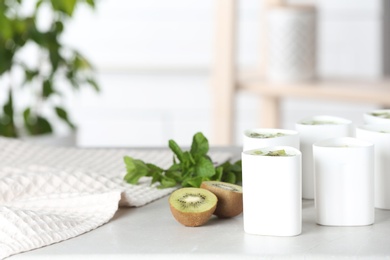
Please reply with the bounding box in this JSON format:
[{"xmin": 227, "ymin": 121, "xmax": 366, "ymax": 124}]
[
  {"xmin": 0, "ymin": 191, "xmax": 121, "ymax": 259},
  {"xmin": 0, "ymin": 137, "xmax": 232, "ymax": 258}
]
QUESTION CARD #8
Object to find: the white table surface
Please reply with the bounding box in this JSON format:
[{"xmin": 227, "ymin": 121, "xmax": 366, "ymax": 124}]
[
  {"xmin": 13, "ymin": 198, "xmax": 390, "ymax": 259},
  {"xmin": 11, "ymin": 148, "xmax": 390, "ymax": 259}
]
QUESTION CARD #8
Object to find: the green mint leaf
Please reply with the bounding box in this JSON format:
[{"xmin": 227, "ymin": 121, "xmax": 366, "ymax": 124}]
[
  {"xmin": 181, "ymin": 152, "xmax": 196, "ymax": 173},
  {"xmin": 169, "ymin": 139, "xmax": 184, "ymax": 162},
  {"xmin": 235, "ymin": 160, "xmax": 241, "ymax": 166},
  {"xmin": 234, "ymin": 171, "xmax": 242, "ymax": 183},
  {"xmin": 182, "ymin": 166, "xmax": 195, "ymax": 180},
  {"xmin": 222, "ymin": 171, "xmax": 236, "ymax": 184},
  {"xmin": 165, "ymin": 170, "xmax": 182, "ymax": 181},
  {"xmin": 212, "ymin": 166, "xmax": 223, "ymax": 181},
  {"xmin": 150, "ymin": 171, "xmax": 161, "ymax": 184},
  {"xmin": 158, "ymin": 176, "xmax": 177, "ymax": 189},
  {"xmin": 145, "ymin": 163, "xmax": 164, "ymax": 184},
  {"xmin": 146, "ymin": 163, "xmax": 164, "ymax": 174},
  {"xmin": 190, "ymin": 132, "xmax": 209, "ymax": 158},
  {"xmin": 217, "ymin": 160, "xmax": 242, "ymax": 183},
  {"xmin": 122, "ymin": 132, "xmax": 242, "ymax": 189},
  {"xmin": 123, "ymin": 156, "xmax": 150, "ymax": 184},
  {"xmin": 233, "ymin": 160, "xmax": 242, "ymax": 182},
  {"xmin": 123, "ymin": 169, "xmax": 146, "ymax": 184},
  {"xmin": 195, "ymin": 156, "xmax": 215, "ymax": 178},
  {"xmin": 168, "ymin": 163, "xmax": 181, "ymax": 172},
  {"xmin": 181, "ymin": 176, "xmax": 204, "ymax": 188},
  {"xmin": 181, "ymin": 179, "xmax": 189, "ymax": 187},
  {"xmin": 189, "ymin": 153, "xmax": 196, "ymax": 165},
  {"xmin": 231, "ymin": 160, "xmax": 242, "ymax": 172}
]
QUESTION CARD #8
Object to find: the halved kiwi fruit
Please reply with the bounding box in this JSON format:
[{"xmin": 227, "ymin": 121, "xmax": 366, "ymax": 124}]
[
  {"xmin": 200, "ymin": 181, "xmax": 243, "ymax": 218},
  {"xmin": 169, "ymin": 187, "xmax": 218, "ymax": 227}
]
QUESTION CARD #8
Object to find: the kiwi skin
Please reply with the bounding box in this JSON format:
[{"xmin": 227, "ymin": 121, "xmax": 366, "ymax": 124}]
[
  {"xmin": 200, "ymin": 181, "xmax": 243, "ymax": 218},
  {"xmin": 169, "ymin": 187, "xmax": 218, "ymax": 227}
]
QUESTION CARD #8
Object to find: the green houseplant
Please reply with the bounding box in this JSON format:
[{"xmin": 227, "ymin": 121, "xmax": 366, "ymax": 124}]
[{"xmin": 0, "ymin": 0, "xmax": 99, "ymax": 138}]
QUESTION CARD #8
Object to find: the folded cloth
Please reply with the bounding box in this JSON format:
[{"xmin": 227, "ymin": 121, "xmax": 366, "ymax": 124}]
[
  {"xmin": 0, "ymin": 138, "xmax": 231, "ymax": 258},
  {"xmin": 0, "ymin": 191, "xmax": 121, "ymax": 259}
]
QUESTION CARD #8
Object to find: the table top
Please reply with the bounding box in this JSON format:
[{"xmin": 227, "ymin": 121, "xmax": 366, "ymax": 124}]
[
  {"xmin": 10, "ymin": 147, "xmax": 390, "ymax": 259},
  {"xmin": 13, "ymin": 196, "xmax": 390, "ymax": 259}
]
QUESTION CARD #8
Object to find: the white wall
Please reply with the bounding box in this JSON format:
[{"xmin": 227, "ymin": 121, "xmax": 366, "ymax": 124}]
[{"xmin": 60, "ymin": 0, "xmax": 387, "ymax": 147}]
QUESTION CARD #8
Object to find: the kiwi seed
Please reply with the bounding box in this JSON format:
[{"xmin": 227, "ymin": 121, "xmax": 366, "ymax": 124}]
[
  {"xmin": 200, "ymin": 181, "xmax": 243, "ymax": 218},
  {"xmin": 169, "ymin": 187, "xmax": 218, "ymax": 227}
]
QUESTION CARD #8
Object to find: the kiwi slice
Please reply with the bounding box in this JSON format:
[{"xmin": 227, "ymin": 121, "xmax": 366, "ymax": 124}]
[
  {"xmin": 169, "ymin": 187, "xmax": 218, "ymax": 227},
  {"xmin": 200, "ymin": 181, "xmax": 243, "ymax": 218}
]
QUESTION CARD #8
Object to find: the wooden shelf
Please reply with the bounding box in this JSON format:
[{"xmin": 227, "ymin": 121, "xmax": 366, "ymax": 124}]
[
  {"xmin": 236, "ymin": 76, "xmax": 390, "ymax": 129},
  {"xmin": 238, "ymin": 77, "xmax": 390, "ymax": 105},
  {"xmin": 211, "ymin": 0, "xmax": 390, "ymax": 145}
]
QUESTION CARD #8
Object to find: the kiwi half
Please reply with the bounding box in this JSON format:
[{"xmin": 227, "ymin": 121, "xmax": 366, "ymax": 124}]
[
  {"xmin": 169, "ymin": 187, "xmax": 218, "ymax": 227},
  {"xmin": 200, "ymin": 181, "xmax": 243, "ymax": 218}
]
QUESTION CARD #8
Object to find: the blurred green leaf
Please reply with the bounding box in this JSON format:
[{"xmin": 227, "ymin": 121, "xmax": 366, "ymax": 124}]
[
  {"xmin": 49, "ymin": 45, "xmax": 62, "ymax": 71},
  {"xmin": 50, "ymin": 0, "xmax": 77, "ymax": 16},
  {"xmin": 0, "ymin": 91, "xmax": 17, "ymax": 137},
  {"xmin": 3, "ymin": 91, "xmax": 14, "ymax": 117},
  {"xmin": 0, "ymin": 15, "xmax": 13, "ymax": 39},
  {"xmin": 55, "ymin": 21, "xmax": 64, "ymax": 33},
  {"xmin": 86, "ymin": 78, "xmax": 99, "ymax": 92},
  {"xmin": 74, "ymin": 53, "xmax": 91, "ymax": 69},
  {"xmin": 86, "ymin": 0, "xmax": 95, "ymax": 8},
  {"xmin": 42, "ymin": 79, "xmax": 55, "ymax": 97},
  {"xmin": 0, "ymin": 0, "xmax": 98, "ymax": 138},
  {"xmin": 35, "ymin": 0, "xmax": 44, "ymax": 9},
  {"xmin": 55, "ymin": 106, "xmax": 76, "ymax": 130},
  {"xmin": 13, "ymin": 19, "xmax": 26, "ymax": 34},
  {"xmin": 23, "ymin": 108, "xmax": 31, "ymax": 123},
  {"xmin": 24, "ymin": 69, "xmax": 39, "ymax": 83},
  {"xmin": 0, "ymin": 118, "xmax": 18, "ymax": 137},
  {"xmin": 23, "ymin": 112, "xmax": 53, "ymax": 136},
  {"xmin": 0, "ymin": 48, "xmax": 14, "ymax": 74}
]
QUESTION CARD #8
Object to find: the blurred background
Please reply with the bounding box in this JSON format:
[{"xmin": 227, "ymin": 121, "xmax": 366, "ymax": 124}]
[{"xmin": 1, "ymin": 0, "xmax": 389, "ymax": 147}]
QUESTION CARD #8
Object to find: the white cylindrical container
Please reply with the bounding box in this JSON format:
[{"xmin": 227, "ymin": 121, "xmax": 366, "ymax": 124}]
[
  {"xmin": 242, "ymin": 146, "xmax": 301, "ymax": 236},
  {"xmin": 356, "ymin": 124, "xmax": 390, "ymax": 209},
  {"xmin": 313, "ymin": 137, "xmax": 374, "ymax": 226},
  {"xmin": 243, "ymin": 128, "xmax": 299, "ymax": 152},
  {"xmin": 266, "ymin": 5, "xmax": 316, "ymax": 82},
  {"xmin": 363, "ymin": 109, "xmax": 390, "ymax": 125},
  {"xmin": 295, "ymin": 115, "xmax": 353, "ymax": 199}
]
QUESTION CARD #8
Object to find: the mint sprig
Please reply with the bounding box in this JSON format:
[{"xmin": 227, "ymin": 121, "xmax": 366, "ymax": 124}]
[{"xmin": 123, "ymin": 132, "xmax": 242, "ymax": 189}]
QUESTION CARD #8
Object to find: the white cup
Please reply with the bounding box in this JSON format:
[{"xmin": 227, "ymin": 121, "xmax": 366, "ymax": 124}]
[
  {"xmin": 295, "ymin": 115, "xmax": 353, "ymax": 199},
  {"xmin": 313, "ymin": 137, "xmax": 374, "ymax": 226},
  {"xmin": 243, "ymin": 128, "xmax": 299, "ymax": 152},
  {"xmin": 356, "ymin": 124, "xmax": 390, "ymax": 209},
  {"xmin": 242, "ymin": 146, "xmax": 302, "ymax": 236},
  {"xmin": 363, "ymin": 109, "xmax": 390, "ymax": 125}
]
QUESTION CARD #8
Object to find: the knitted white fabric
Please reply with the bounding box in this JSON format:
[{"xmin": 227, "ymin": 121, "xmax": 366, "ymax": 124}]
[{"xmin": 0, "ymin": 138, "xmax": 231, "ymax": 259}]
